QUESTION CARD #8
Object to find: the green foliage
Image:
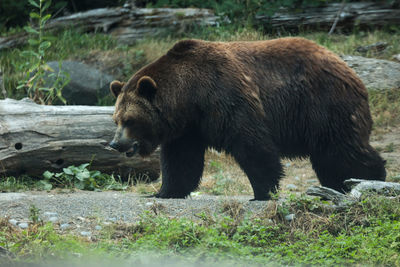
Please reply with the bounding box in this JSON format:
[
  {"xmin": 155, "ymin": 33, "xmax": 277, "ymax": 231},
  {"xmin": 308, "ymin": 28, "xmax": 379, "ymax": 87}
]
[
  {"xmin": 29, "ymin": 205, "xmax": 41, "ymax": 224},
  {"xmin": 0, "ymin": 176, "xmax": 36, "ymax": 192},
  {"xmin": 42, "ymin": 163, "xmax": 128, "ymax": 191},
  {"xmin": 17, "ymin": 0, "xmax": 69, "ymax": 105},
  {"xmin": 0, "ymin": 30, "xmax": 115, "ymax": 100},
  {"xmin": 3, "ymin": 194, "xmax": 400, "ymax": 265}
]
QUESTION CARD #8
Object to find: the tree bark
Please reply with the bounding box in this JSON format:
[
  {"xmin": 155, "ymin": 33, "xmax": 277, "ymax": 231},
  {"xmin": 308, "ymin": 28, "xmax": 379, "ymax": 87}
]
[
  {"xmin": 256, "ymin": 2, "xmax": 400, "ymax": 31},
  {"xmin": 0, "ymin": 98, "xmax": 160, "ymax": 181}
]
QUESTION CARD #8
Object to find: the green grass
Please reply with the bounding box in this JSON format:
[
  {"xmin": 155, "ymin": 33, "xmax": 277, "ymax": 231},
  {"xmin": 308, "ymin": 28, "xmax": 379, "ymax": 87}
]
[
  {"xmin": 0, "ymin": 176, "xmax": 42, "ymax": 192},
  {"xmin": 1, "ymin": 193, "xmax": 400, "ymax": 266},
  {"xmin": 0, "ymin": 164, "xmax": 132, "ymax": 192},
  {"xmin": 369, "ymin": 89, "xmax": 400, "ymax": 128}
]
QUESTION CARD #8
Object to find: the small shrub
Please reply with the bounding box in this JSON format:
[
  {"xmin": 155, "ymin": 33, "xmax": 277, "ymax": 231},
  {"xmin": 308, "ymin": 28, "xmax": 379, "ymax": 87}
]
[
  {"xmin": 17, "ymin": 0, "xmax": 69, "ymax": 104},
  {"xmin": 42, "ymin": 163, "xmax": 127, "ymax": 191}
]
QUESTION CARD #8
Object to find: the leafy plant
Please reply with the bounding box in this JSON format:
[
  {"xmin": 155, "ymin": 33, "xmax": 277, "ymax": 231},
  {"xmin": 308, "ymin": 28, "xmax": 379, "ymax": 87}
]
[
  {"xmin": 42, "ymin": 163, "xmax": 128, "ymax": 191},
  {"xmin": 17, "ymin": 0, "xmax": 69, "ymax": 104},
  {"xmin": 29, "ymin": 205, "xmax": 41, "ymax": 224}
]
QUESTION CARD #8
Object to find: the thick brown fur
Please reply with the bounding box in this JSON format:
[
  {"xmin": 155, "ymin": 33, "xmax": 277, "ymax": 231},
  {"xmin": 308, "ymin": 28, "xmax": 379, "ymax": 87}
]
[{"xmin": 111, "ymin": 37, "xmax": 386, "ymax": 200}]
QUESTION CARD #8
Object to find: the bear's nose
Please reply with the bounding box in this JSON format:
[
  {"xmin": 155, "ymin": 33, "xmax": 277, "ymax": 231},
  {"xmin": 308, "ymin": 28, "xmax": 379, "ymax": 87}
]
[{"xmin": 109, "ymin": 140, "xmax": 120, "ymax": 151}]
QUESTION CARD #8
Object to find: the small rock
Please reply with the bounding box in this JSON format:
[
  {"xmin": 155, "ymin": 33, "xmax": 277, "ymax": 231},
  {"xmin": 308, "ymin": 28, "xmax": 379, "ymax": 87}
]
[
  {"xmin": 95, "ymin": 225, "xmax": 102, "ymax": 231},
  {"xmin": 341, "ymin": 55, "xmax": 400, "ymax": 90},
  {"xmin": 80, "ymin": 231, "xmax": 91, "ymax": 237},
  {"xmin": 393, "ymin": 54, "xmax": 400, "ymax": 63},
  {"xmin": 103, "ymin": 222, "xmax": 111, "ymax": 226},
  {"xmin": 286, "ymin": 184, "xmax": 298, "ymax": 190},
  {"xmin": 145, "ymin": 202, "xmax": 153, "ymax": 207},
  {"xmin": 294, "ymin": 176, "xmax": 300, "ymax": 181},
  {"xmin": 285, "ymin": 214, "xmax": 295, "ymax": 221},
  {"xmin": 107, "ymin": 217, "xmax": 117, "ymax": 222},
  {"xmin": 43, "ymin": 212, "xmax": 58, "ymax": 217},
  {"xmin": 60, "ymin": 223, "xmax": 70, "ymax": 230},
  {"xmin": 8, "ymin": 219, "xmax": 18, "ymax": 226},
  {"xmin": 306, "ymin": 179, "xmax": 318, "ymax": 184},
  {"xmin": 18, "ymin": 222, "xmax": 29, "ymax": 229},
  {"xmin": 285, "ymin": 162, "xmax": 291, "ymax": 167},
  {"xmin": 49, "ymin": 217, "xmax": 58, "ymax": 223}
]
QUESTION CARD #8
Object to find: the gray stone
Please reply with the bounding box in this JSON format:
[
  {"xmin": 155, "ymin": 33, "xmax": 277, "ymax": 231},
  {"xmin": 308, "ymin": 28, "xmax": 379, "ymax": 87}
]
[
  {"xmin": 45, "ymin": 61, "xmax": 114, "ymax": 105},
  {"xmin": 60, "ymin": 223, "xmax": 71, "ymax": 230},
  {"xmin": 8, "ymin": 219, "xmax": 18, "ymax": 226},
  {"xmin": 392, "ymin": 54, "xmax": 400, "ymax": 63},
  {"xmin": 80, "ymin": 231, "xmax": 91, "ymax": 237},
  {"xmin": 306, "ymin": 179, "xmax": 318, "ymax": 184},
  {"xmin": 49, "ymin": 217, "xmax": 58, "ymax": 223},
  {"xmin": 345, "ymin": 179, "xmax": 400, "ymax": 198},
  {"xmin": 341, "ymin": 55, "xmax": 400, "ymax": 90},
  {"xmin": 18, "ymin": 222, "xmax": 29, "ymax": 229},
  {"xmin": 285, "ymin": 214, "xmax": 295, "ymax": 221},
  {"xmin": 107, "ymin": 217, "xmax": 117, "ymax": 222},
  {"xmin": 286, "ymin": 184, "xmax": 298, "ymax": 190},
  {"xmin": 95, "ymin": 225, "xmax": 102, "ymax": 230},
  {"xmin": 294, "ymin": 176, "xmax": 300, "ymax": 181}
]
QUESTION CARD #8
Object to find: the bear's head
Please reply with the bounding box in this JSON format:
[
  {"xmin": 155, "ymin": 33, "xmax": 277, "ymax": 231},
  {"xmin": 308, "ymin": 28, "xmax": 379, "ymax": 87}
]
[{"xmin": 109, "ymin": 76, "xmax": 162, "ymax": 157}]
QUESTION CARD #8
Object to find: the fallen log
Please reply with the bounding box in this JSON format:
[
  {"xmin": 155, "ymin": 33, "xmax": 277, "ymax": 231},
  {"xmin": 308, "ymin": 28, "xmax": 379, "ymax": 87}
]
[
  {"xmin": 0, "ymin": 98, "xmax": 160, "ymax": 181},
  {"xmin": 256, "ymin": 2, "xmax": 400, "ymax": 31},
  {"xmin": 0, "ymin": 5, "xmax": 218, "ymax": 50}
]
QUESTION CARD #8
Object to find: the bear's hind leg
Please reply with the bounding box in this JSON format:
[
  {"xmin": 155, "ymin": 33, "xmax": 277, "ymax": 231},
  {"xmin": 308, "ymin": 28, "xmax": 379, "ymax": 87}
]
[
  {"xmin": 233, "ymin": 145, "xmax": 283, "ymax": 201},
  {"xmin": 310, "ymin": 145, "xmax": 386, "ymax": 192},
  {"xmin": 156, "ymin": 132, "xmax": 206, "ymax": 199}
]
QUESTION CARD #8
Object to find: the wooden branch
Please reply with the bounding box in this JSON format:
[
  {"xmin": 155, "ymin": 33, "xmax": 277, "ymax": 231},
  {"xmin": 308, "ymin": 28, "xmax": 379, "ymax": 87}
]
[
  {"xmin": 306, "ymin": 185, "xmax": 353, "ymax": 208},
  {"xmin": 328, "ymin": 0, "xmax": 346, "ymax": 35},
  {"xmin": 256, "ymin": 2, "xmax": 400, "ymax": 30},
  {"xmin": 0, "ymin": 68, "xmax": 6, "ymax": 99},
  {"xmin": 0, "ymin": 98, "xmax": 160, "ymax": 180}
]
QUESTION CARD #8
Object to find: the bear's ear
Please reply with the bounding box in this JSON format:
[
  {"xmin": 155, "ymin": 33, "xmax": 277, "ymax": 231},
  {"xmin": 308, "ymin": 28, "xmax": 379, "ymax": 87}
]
[
  {"xmin": 110, "ymin": 80, "xmax": 125, "ymax": 98},
  {"xmin": 136, "ymin": 76, "xmax": 157, "ymax": 101}
]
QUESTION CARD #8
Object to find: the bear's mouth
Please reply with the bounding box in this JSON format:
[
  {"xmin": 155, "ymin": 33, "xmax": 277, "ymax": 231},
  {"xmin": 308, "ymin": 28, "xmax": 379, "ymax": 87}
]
[{"xmin": 126, "ymin": 142, "xmax": 139, "ymax": 157}]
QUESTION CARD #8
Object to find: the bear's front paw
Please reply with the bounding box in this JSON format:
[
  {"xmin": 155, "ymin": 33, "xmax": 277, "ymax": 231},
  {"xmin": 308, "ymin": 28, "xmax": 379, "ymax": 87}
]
[
  {"xmin": 250, "ymin": 196, "xmax": 271, "ymax": 201},
  {"xmin": 154, "ymin": 191, "xmax": 188, "ymax": 199}
]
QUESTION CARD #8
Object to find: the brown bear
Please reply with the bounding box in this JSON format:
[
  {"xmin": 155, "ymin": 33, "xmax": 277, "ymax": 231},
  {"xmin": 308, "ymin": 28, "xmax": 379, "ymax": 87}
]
[{"xmin": 109, "ymin": 37, "xmax": 386, "ymax": 200}]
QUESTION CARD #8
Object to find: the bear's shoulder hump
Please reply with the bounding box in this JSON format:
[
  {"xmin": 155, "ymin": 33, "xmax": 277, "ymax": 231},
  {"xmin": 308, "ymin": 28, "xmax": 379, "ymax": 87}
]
[{"xmin": 168, "ymin": 39, "xmax": 203, "ymax": 56}]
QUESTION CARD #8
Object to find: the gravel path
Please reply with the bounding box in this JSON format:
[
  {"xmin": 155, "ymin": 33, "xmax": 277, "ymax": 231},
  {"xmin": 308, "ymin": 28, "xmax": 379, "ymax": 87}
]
[{"xmin": 0, "ymin": 191, "xmax": 268, "ymax": 235}]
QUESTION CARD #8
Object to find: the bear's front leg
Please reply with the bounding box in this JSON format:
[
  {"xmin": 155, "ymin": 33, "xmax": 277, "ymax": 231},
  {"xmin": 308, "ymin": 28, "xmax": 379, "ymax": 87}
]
[{"xmin": 156, "ymin": 132, "xmax": 206, "ymax": 199}]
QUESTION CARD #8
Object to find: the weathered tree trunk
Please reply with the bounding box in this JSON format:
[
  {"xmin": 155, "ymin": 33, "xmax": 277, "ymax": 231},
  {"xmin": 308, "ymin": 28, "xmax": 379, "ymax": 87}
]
[
  {"xmin": 0, "ymin": 6, "xmax": 218, "ymax": 50},
  {"xmin": 0, "ymin": 98, "xmax": 160, "ymax": 180},
  {"xmin": 256, "ymin": 2, "xmax": 400, "ymax": 31}
]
